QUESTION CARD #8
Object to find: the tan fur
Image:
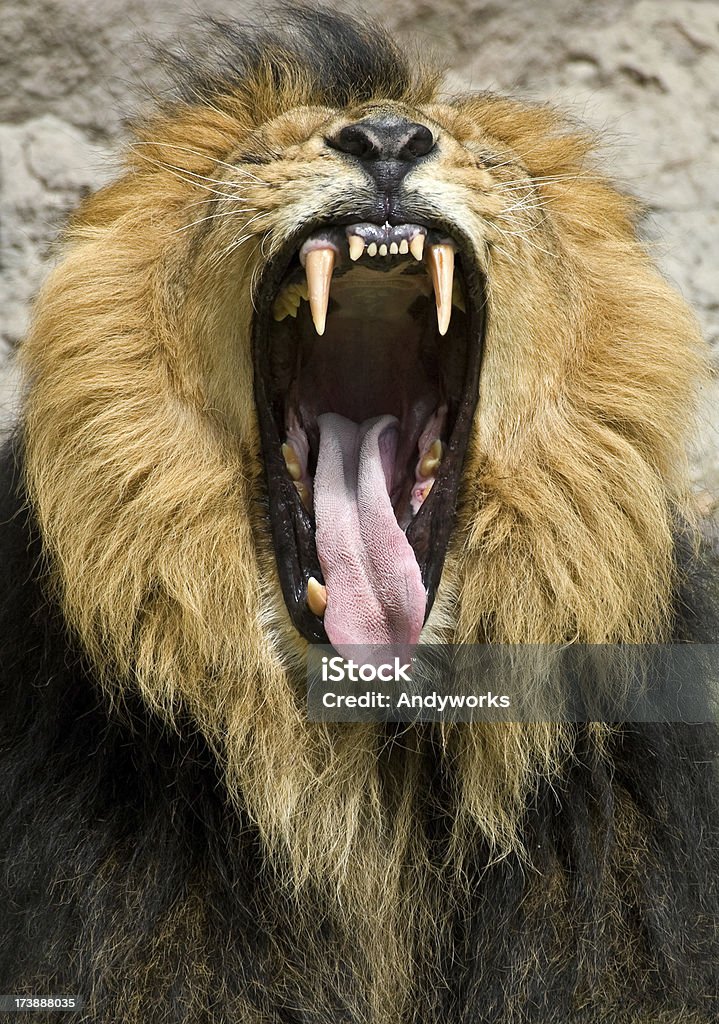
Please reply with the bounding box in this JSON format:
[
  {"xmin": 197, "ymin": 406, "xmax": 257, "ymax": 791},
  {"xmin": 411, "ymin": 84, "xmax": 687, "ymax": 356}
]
[{"xmin": 20, "ymin": 54, "xmax": 707, "ymax": 1021}]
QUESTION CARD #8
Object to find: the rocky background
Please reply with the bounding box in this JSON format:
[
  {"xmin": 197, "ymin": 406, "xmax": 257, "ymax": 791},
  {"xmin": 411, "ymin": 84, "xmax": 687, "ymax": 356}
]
[{"xmin": 1, "ymin": 0, "xmax": 717, "ymax": 508}]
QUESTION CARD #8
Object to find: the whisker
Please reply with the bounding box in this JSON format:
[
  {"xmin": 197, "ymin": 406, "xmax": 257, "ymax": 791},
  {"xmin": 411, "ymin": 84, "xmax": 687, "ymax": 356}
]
[
  {"xmin": 498, "ymin": 229, "xmax": 559, "ymax": 259},
  {"xmin": 493, "ymin": 170, "xmax": 601, "ymax": 189},
  {"xmin": 498, "ymin": 197, "xmax": 554, "ymax": 216},
  {"xmin": 488, "ymin": 240, "xmax": 517, "ymax": 266},
  {"xmin": 209, "ymin": 211, "xmax": 269, "ymax": 268},
  {"xmin": 131, "ymin": 141, "xmax": 271, "ymax": 185},
  {"xmin": 183, "ymin": 195, "xmax": 253, "ymax": 212},
  {"xmin": 132, "ymin": 152, "xmax": 251, "ymax": 203},
  {"xmin": 171, "ymin": 208, "xmax": 261, "ymax": 235}
]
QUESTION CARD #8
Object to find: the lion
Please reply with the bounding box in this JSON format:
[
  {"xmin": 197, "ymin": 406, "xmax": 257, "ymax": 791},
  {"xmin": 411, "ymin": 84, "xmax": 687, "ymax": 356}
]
[{"xmin": 1, "ymin": 7, "xmax": 717, "ymax": 1023}]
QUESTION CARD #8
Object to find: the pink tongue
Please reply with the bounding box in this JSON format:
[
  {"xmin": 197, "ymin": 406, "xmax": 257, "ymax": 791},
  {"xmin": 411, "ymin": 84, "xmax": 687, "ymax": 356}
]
[{"xmin": 314, "ymin": 413, "xmax": 426, "ymax": 650}]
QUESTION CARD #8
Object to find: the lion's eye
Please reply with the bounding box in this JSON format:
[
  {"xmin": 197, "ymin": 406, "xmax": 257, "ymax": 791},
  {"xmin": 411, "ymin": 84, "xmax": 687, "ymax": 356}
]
[{"xmin": 253, "ymin": 206, "xmax": 486, "ymax": 651}]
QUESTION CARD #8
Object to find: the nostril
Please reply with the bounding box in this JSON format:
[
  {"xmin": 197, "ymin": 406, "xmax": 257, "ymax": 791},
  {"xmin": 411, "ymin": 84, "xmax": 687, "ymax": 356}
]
[
  {"xmin": 328, "ymin": 124, "xmax": 379, "ymax": 160},
  {"xmin": 399, "ymin": 124, "xmax": 435, "ymax": 160},
  {"xmin": 327, "ymin": 118, "xmax": 436, "ymax": 164}
]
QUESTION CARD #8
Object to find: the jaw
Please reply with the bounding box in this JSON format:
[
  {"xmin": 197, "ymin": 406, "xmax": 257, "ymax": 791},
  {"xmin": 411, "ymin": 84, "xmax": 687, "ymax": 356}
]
[{"xmin": 253, "ymin": 216, "xmax": 486, "ymax": 649}]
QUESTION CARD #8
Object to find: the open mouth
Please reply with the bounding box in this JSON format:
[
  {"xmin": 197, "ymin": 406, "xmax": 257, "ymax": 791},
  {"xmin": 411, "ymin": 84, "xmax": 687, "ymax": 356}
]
[{"xmin": 253, "ymin": 216, "xmax": 486, "ymax": 650}]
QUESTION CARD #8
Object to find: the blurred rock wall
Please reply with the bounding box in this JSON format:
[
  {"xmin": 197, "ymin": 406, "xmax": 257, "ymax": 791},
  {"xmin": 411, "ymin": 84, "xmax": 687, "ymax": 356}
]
[{"xmin": 1, "ymin": 0, "xmax": 717, "ymax": 503}]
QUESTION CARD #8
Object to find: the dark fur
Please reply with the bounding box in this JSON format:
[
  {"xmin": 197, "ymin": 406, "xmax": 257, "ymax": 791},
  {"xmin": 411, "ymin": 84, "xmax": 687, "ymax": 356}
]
[
  {"xmin": 163, "ymin": 5, "xmax": 428, "ymax": 110},
  {"xmin": 2, "ymin": 430, "xmax": 718, "ymax": 1020}
]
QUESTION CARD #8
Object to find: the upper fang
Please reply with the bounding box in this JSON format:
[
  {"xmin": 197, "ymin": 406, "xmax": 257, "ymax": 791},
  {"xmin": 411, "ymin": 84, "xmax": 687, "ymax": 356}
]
[
  {"xmin": 305, "ymin": 248, "xmax": 335, "ymax": 336},
  {"xmin": 426, "ymin": 243, "xmax": 455, "ymax": 336}
]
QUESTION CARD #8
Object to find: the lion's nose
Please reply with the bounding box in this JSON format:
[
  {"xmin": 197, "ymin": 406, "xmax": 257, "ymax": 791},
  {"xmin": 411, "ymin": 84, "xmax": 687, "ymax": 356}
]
[{"xmin": 328, "ymin": 117, "xmax": 435, "ymax": 163}]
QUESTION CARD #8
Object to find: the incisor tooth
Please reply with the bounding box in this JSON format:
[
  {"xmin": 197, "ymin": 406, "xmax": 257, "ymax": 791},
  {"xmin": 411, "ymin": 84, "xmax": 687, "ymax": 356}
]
[
  {"xmin": 348, "ymin": 234, "xmax": 364, "ymax": 261},
  {"xmin": 307, "ymin": 577, "xmax": 327, "ymax": 617},
  {"xmin": 390, "ymin": 241, "xmax": 399, "ymax": 255},
  {"xmin": 399, "ymin": 239, "xmax": 409, "ymax": 255},
  {"xmin": 282, "ymin": 442, "xmax": 302, "ymax": 481},
  {"xmin": 379, "ymin": 243, "xmax": 388, "ymax": 256},
  {"xmin": 305, "ymin": 248, "xmax": 335, "ymax": 336},
  {"xmin": 426, "ymin": 243, "xmax": 455, "ymax": 336},
  {"xmin": 409, "ymin": 234, "xmax": 425, "ymax": 261},
  {"xmin": 367, "ymin": 242, "xmax": 378, "ymax": 256}
]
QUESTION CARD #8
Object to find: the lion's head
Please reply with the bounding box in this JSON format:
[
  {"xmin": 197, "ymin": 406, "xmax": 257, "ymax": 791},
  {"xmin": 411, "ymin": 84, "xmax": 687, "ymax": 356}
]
[{"xmin": 19, "ymin": 8, "xmax": 707, "ymax": 1006}]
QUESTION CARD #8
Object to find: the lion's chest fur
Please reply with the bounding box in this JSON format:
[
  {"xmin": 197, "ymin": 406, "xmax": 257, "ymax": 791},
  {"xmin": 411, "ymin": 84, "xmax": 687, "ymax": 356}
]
[{"xmin": 1, "ymin": 441, "xmax": 718, "ymax": 1024}]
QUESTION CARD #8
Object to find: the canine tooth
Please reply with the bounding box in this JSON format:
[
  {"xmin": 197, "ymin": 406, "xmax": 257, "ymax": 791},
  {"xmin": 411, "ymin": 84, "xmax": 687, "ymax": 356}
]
[
  {"xmin": 379, "ymin": 243, "xmax": 388, "ymax": 256},
  {"xmin": 426, "ymin": 243, "xmax": 455, "ymax": 336},
  {"xmin": 399, "ymin": 239, "xmax": 409, "ymax": 255},
  {"xmin": 367, "ymin": 242, "xmax": 378, "ymax": 256},
  {"xmin": 390, "ymin": 241, "xmax": 399, "ymax": 255},
  {"xmin": 305, "ymin": 248, "xmax": 335, "ymax": 336},
  {"xmin": 409, "ymin": 234, "xmax": 425, "ymax": 261},
  {"xmin": 419, "ymin": 439, "xmax": 443, "ymax": 479},
  {"xmin": 348, "ymin": 234, "xmax": 364, "ymax": 261},
  {"xmin": 419, "ymin": 456, "xmax": 439, "ymax": 478},
  {"xmin": 307, "ymin": 577, "xmax": 327, "ymax": 617},
  {"xmin": 282, "ymin": 442, "xmax": 302, "ymax": 481}
]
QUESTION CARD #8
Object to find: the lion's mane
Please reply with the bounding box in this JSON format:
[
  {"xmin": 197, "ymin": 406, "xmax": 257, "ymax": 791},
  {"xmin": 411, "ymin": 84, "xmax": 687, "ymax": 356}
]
[{"xmin": 13, "ymin": 8, "xmax": 714, "ymax": 1020}]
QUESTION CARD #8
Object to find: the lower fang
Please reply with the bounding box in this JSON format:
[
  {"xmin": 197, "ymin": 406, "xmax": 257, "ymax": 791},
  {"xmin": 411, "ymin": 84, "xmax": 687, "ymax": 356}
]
[
  {"xmin": 282, "ymin": 442, "xmax": 302, "ymax": 481},
  {"xmin": 419, "ymin": 439, "xmax": 443, "ymax": 479},
  {"xmin": 307, "ymin": 577, "xmax": 327, "ymax": 617}
]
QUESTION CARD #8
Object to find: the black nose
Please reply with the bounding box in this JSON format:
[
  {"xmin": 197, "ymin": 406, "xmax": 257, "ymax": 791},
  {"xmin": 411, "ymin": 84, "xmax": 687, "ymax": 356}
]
[{"xmin": 328, "ymin": 117, "xmax": 435, "ymax": 163}]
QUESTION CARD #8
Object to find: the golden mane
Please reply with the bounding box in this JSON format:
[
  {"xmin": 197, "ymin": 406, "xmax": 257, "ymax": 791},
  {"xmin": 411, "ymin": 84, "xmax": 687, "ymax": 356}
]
[{"xmin": 18, "ymin": 11, "xmax": 707, "ymax": 1018}]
